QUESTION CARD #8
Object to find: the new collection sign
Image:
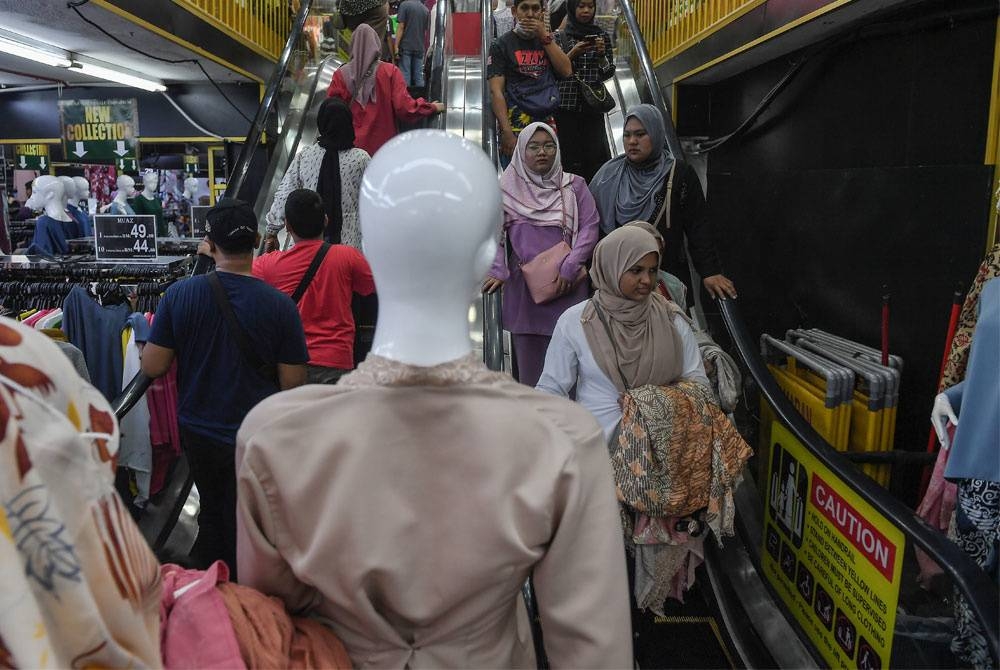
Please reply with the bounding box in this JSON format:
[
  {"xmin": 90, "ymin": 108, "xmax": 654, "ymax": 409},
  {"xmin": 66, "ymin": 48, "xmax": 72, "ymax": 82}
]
[
  {"xmin": 13, "ymin": 144, "xmax": 49, "ymax": 170},
  {"xmin": 59, "ymin": 98, "xmax": 139, "ymax": 163},
  {"xmin": 761, "ymin": 422, "xmax": 904, "ymax": 669}
]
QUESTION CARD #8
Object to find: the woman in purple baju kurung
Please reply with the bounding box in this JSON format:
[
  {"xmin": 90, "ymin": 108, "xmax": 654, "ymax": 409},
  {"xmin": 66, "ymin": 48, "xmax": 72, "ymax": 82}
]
[{"xmin": 483, "ymin": 122, "xmax": 600, "ymax": 386}]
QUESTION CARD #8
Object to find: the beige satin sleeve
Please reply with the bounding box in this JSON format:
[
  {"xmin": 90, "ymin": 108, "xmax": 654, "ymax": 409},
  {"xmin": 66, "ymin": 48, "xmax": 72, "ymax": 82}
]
[{"xmin": 531, "ymin": 423, "xmax": 634, "ymax": 668}]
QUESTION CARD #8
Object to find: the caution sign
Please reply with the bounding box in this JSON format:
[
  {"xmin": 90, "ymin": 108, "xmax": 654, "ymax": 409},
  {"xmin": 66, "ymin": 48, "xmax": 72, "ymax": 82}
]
[
  {"xmin": 59, "ymin": 98, "xmax": 139, "ymax": 162},
  {"xmin": 762, "ymin": 422, "xmax": 903, "ymax": 669},
  {"xmin": 14, "ymin": 144, "xmax": 49, "ymax": 171}
]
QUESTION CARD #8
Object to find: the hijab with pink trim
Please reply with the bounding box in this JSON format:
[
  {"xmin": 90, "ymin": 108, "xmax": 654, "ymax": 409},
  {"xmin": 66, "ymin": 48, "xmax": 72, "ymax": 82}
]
[
  {"xmin": 340, "ymin": 24, "xmax": 382, "ymax": 107},
  {"xmin": 499, "ymin": 122, "xmax": 579, "ymax": 242}
]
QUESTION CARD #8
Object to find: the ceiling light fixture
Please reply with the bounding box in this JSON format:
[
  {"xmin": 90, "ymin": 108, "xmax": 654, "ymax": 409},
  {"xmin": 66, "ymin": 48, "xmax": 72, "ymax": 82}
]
[
  {"xmin": 0, "ymin": 35, "xmax": 72, "ymax": 68},
  {"xmin": 71, "ymin": 60, "xmax": 166, "ymax": 92}
]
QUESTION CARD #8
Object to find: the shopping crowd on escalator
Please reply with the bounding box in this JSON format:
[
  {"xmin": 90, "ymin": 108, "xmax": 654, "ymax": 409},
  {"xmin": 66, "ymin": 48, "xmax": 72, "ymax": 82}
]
[{"xmin": 0, "ymin": 1, "xmax": 761, "ymax": 668}]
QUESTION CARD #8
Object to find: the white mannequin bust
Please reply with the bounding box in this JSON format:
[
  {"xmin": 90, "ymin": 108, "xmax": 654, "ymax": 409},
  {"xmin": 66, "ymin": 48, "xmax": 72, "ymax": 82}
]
[
  {"xmin": 182, "ymin": 177, "xmax": 199, "ymax": 201},
  {"xmin": 140, "ymin": 171, "xmax": 159, "ymax": 200},
  {"xmin": 359, "ymin": 130, "xmax": 501, "ymax": 366},
  {"xmin": 58, "ymin": 176, "xmax": 77, "ymax": 210},
  {"xmin": 114, "ymin": 175, "xmax": 136, "ymax": 206},
  {"xmin": 73, "ymin": 176, "xmax": 91, "ymax": 203},
  {"xmin": 25, "ymin": 176, "xmax": 73, "ymax": 222}
]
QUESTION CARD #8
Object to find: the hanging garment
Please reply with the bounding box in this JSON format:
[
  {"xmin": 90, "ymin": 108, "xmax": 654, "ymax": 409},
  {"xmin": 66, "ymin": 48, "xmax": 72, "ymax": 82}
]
[
  {"xmin": 120, "ymin": 326, "xmax": 153, "ymax": 506},
  {"xmin": 950, "ymin": 478, "xmax": 1000, "ymax": 669},
  {"xmin": 63, "ymin": 286, "xmax": 130, "ymax": 401},
  {"xmin": 0, "ymin": 317, "xmax": 162, "ymax": 668},
  {"xmin": 145, "ymin": 313, "xmax": 181, "ymax": 497}
]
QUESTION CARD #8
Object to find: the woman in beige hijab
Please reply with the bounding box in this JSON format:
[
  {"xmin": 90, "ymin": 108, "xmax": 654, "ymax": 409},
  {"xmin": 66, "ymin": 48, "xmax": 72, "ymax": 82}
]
[{"xmin": 536, "ymin": 224, "xmax": 708, "ymax": 437}]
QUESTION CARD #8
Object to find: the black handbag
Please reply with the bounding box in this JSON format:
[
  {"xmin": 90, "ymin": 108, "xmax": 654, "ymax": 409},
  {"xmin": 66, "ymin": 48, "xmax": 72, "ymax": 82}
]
[{"xmin": 575, "ymin": 74, "xmax": 615, "ymax": 113}]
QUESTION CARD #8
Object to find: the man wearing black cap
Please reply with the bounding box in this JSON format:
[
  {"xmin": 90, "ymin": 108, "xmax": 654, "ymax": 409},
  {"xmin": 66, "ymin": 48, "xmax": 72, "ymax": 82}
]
[{"xmin": 141, "ymin": 198, "xmax": 308, "ymax": 576}]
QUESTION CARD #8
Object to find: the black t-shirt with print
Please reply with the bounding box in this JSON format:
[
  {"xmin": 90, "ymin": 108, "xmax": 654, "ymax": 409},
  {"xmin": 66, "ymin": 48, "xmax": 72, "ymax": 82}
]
[{"xmin": 487, "ymin": 31, "xmax": 550, "ymax": 89}]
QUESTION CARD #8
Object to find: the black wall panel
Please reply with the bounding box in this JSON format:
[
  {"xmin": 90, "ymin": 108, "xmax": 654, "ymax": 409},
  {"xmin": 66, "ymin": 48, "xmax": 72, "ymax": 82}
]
[{"xmin": 682, "ymin": 1, "xmax": 997, "ymax": 499}]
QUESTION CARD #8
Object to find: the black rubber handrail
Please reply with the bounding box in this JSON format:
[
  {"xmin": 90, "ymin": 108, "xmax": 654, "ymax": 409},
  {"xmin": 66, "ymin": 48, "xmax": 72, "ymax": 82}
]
[
  {"xmin": 720, "ymin": 297, "xmax": 1000, "ymax": 659},
  {"xmin": 226, "ymin": 0, "xmax": 316, "ymax": 201},
  {"xmin": 479, "ymin": 0, "xmax": 503, "ymax": 371}
]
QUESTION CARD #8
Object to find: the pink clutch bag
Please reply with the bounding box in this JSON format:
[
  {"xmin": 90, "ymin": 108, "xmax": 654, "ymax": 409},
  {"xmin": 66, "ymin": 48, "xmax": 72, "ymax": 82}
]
[{"xmin": 520, "ymin": 240, "xmax": 586, "ymax": 304}]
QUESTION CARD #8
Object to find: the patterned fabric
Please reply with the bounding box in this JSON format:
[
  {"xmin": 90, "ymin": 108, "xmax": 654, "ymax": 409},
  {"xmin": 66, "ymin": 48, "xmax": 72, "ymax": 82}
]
[
  {"xmin": 940, "ymin": 243, "xmax": 1000, "ymax": 392},
  {"xmin": 338, "ymin": 0, "xmax": 382, "ymax": 15},
  {"xmin": 265, "ymin": 144, "xmax": 371, "ymax": 249},
  {"xmin": 0, "ymin": 318, "xmax": 162, "ymax": 668},
  {"xmin": 554, "ymin": 29, "xmax": 615, "ymax": 112},
  {"xmin": 951, "ymin": 478, "xmax": 999, "ymax": 669},
  {"xmin": 612, "ymin": 380, "xmax": 752, "ymax": 528}
]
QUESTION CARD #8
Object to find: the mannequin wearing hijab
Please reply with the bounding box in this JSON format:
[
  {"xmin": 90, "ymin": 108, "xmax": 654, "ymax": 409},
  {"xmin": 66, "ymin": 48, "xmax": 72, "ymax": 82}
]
[
  {"xmin": 483, "ymin": 122, "xmax": 600, "ymax": 387},
  {"xmin": 327, "ymin": 24, "xmax": 444, "ymax": 156},
  {"xmin": 265, "ymin": 98, "xmax": 371, "ymax": 250},
  {"xmin": 536, "ymin": 226, "xmax": 708, "ymax": 438},
  {"xmin": 590, "ymin": 104, "xmax": 737, "ymax": 300}
]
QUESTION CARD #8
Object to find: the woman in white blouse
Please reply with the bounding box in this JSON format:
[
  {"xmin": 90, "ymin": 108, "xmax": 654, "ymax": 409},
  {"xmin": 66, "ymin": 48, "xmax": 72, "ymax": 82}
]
[
  {"xmin": 536, "ymin": 224, "xmax": 708, "ymax": 439},
  {"xmin": 264, "ymin": 98, "xmax": 370, "ymax": 250}
]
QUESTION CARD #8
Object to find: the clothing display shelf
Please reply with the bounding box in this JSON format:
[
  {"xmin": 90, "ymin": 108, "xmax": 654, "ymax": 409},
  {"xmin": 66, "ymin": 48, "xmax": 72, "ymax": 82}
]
[{"xmin": 0, "ymin": 256, "xmax": 192, "ymax": 313}]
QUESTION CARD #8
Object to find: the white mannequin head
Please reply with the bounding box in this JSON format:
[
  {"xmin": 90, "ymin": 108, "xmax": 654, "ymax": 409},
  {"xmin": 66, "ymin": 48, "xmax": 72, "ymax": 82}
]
[
  {"xmin": 114, "ymin": 175, "xmax": 136, "ymax": 204},
  {"xmin": 25, "ymin": 176, "xmax": 72, "ymax": 222},
  {"xmin": 359, "ymin": 130, "xmax": 501, "ymax": 366},
  {"xmin": 58, "ymin": 176, "xmax": 76, "ymax": 208},
  {"xmin": 141, "ymin": 170, "xmax": 158, "ymax": 198},
  {"xmin": 73, "ymin": 176, "xmax": 90, "ymax": 202},
  {"xmin": 183, "ymin": 177, "xmax": 199, "ymax": 200}
]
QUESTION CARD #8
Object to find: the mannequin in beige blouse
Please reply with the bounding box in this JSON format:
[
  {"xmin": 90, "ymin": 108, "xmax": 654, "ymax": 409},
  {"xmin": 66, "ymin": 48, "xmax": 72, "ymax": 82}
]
[{"xmin": 235, "ymin": 130, "xmax": 632, "ymax": 668}]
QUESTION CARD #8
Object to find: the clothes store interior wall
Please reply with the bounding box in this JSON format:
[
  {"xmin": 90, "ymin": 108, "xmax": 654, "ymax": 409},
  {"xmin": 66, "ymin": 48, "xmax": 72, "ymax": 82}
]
[{"xmin": 676, "ymin": 0, "xmax": 997, "ymax": 503}]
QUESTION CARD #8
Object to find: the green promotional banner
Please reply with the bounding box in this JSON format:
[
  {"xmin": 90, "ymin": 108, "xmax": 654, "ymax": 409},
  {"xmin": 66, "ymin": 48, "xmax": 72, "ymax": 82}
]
[
  {"xmin": 13, "ymin": 144, "xmax": 49, "ymax": 171},
  {"xmin": 59, "ymin": 98, "xmax": 139, "ymax": 162}
]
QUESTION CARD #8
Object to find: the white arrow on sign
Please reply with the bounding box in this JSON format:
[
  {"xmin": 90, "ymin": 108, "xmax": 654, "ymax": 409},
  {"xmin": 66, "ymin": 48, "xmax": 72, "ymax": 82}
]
[
  {"xmin": 39, "ymin": 156, "xmax": 46, "ymax": 169},
  {"xmin": 113, "ymin": 140, "xmax": 129, "ymax": 157},
  {"xmin": 72, "ymin": 141, "xmax": 87, "ymax": 158},
  {"xmin": 18, "ymin": 156, "xmax": 26, "ymax": 168}
]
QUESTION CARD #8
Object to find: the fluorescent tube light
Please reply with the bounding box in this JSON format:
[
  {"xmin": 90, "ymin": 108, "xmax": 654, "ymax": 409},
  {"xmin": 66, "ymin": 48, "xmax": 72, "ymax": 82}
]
[
  {"xmin": 72, "ymin": 61, "xmax": 166, "ymax": 92},
  {"xmin": 0, "ymin": 36, "xmax": 72, "ymax": 68}
]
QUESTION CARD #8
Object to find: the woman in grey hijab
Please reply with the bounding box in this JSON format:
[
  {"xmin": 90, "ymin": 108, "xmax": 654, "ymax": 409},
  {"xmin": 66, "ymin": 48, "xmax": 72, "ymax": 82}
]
[{"xmin": 589, "ymin": 104, "xmax": 737, "ymax": 299}]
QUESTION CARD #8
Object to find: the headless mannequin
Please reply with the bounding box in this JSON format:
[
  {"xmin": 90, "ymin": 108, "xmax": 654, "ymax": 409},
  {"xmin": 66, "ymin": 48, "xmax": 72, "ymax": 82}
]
[
  {"xmin": 360, "ymin": 134, "xmax": 500, "ymax": 365},
  {"xmin": 103, "ymin": 175, "xmax": 136, "ymax": 215},
  {"xmin": 25, "ymin": 176, "xmax": 74, "ymax": 254}
]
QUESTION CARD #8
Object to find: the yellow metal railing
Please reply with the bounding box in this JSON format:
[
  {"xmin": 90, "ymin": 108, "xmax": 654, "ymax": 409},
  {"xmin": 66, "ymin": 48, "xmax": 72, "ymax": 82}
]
[
  {"xmin": 173, "ymin": 0, "xmax": 291, "ymax": 60},
  {"xmin": 635, "ymin": 0, "xmax": 764, "ymax": 65}
]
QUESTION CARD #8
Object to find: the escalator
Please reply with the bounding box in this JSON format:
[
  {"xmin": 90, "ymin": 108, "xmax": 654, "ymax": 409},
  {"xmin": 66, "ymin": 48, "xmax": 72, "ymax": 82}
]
[{"xmin": 472, "ymin": 0, "xmax": 999, "ymax": 667}]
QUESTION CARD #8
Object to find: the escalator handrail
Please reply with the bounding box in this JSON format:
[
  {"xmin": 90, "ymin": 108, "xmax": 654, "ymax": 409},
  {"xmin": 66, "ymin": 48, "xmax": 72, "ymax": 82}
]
[
  {"xmin": 427, "ymin": 0, "xmax": 449, "ymax": 130},
  {"xmin": 480, "ymin": 0, "xmax": 498, "ymax": 167},
  {"xmin": 720, "ymin": 297, "xmax": 1000, "ymax": 659},
  {"xmin": 616, "ymin": 0, "xmax": 683, "ymax": 160},
  {"xmin": 225, "ymin": 0, "xmax": 316, "ymax": 201}
]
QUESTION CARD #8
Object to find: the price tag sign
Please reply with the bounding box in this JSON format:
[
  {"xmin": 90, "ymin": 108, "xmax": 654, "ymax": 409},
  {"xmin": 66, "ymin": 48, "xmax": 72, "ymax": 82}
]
[
  {"xmin": 94, "ymin": 214, "xmax": 158, "ymax": 261},
  {"xmin": 190, "ymin": 205, "xmax": 210, "ymax": 238}
]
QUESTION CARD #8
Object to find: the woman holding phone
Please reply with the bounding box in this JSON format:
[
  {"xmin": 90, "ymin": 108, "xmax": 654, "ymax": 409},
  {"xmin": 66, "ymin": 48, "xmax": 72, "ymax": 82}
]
[{"xmin": 554, "ymin": 0, "xmax": 615, "ymax": 182}]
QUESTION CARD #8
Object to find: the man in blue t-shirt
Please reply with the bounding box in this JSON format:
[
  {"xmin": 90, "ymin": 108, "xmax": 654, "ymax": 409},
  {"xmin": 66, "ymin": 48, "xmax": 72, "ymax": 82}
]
[
  {"xmin": 142, "ymin": 198, "xmax": 308, "ymax": 576},
  {"xmin": 395, "ymin": 0, "xmax": 429, "ymax": 87}
]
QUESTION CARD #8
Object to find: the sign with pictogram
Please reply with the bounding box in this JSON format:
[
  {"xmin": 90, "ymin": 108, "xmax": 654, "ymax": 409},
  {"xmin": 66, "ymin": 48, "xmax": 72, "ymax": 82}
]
[
  {"xmin": 13, "ymin": 144, "xmax": 49, "ymax": 171},
  {"xmin": 761, "ymin": 422, "xmax": 904, "ymax": 669},
  {"xmin": 94, "ymin": 214, "xmax": 157, "ymax": 261},
  {"xmin": 190, "ymin": 205, "xmax": 210, "ymax": 238},
  {"xmin": 59, "ymin": 98, "xmax": 139, "ymax": 163}
]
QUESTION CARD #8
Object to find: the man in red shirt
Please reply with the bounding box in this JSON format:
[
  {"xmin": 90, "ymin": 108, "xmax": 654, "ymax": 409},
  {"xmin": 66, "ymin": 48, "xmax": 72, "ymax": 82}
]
[{"xmin": 254, "ymin": 189, "xmax": 376, "ymax": 384}]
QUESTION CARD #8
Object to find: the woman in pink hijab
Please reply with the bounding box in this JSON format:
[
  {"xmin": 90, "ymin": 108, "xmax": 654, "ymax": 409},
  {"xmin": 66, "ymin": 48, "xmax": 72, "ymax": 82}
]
[
  {"xmin": 483, "ymin": 121, "xmax": 600, "ymax": 386},
  {"xmin": 327, "ymin": 24, "xmax": 444, "ymax": 156}
]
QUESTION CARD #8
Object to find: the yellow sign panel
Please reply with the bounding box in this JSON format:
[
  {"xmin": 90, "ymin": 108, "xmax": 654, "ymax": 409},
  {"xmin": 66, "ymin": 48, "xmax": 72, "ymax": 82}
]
[{"xmin": 762, "ymin": 422, "xmax": 904, "ymax": 669}]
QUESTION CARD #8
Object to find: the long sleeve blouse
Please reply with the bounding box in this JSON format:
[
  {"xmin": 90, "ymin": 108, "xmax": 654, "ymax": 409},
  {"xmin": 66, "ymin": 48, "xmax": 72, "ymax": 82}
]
[
  {"xmin": 536, "ymin": 300, "xmax": 710, "ymax": 439},
  {"xmin": 264, "ymin": 144, "xmax": 371, "ymax": 248},
  {"xmin": 488, "ymin": 175, "xmax": 600, "ymax": 336},
  {"xmin": 327, "ymin": 62, "xmax": 438, "ymax": 156}
]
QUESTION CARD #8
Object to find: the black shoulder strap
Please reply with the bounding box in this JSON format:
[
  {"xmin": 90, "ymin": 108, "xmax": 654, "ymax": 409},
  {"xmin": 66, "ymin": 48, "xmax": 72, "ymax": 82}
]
[
  {"xmin": 290, "ymin": 242, "xmax": 332, "ymax": 304},
  {"xmin": 207, "ymin": 271, "xmax": 266, "ymax": 372}
]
